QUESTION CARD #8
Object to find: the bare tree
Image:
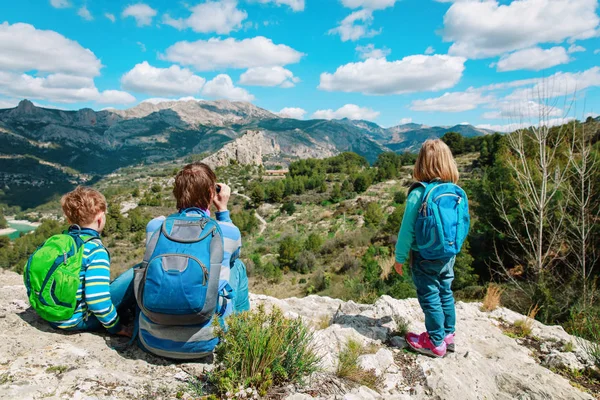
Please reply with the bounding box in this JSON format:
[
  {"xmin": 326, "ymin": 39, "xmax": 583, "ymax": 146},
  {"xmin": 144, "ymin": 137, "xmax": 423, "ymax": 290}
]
[
  {"xmin": 492, "ymin": 88, "xmax": 572, "ymax": 285},
  {"xmin": 566, "ymin": 118, "xmax": 599, "ymax": 307}
]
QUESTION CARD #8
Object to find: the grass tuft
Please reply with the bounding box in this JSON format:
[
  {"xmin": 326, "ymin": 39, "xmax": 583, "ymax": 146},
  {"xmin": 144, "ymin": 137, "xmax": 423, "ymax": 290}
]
[
  {"xmin": 336, "ymin": 339, "xmax": 383, "ymax": 391},
  {"xmin": 210, "ymin": 305, "xmax": 320, "ymax": 396},
  {"xmin": 390, "ymin": 316, "xmax": 409, "ymax": 337},
  {"xmin": 45, "ymin": 365, "xmax": 69, "ymax": 375},
  {"xmin": 567, "ymin": 308, "xmax": 600, "ymax": 368},
  {"xmin": 509, "ymin": 304, "xmax": 540, "ymax": 338},
  {"xmin": 481, "ymin": 285, "xmax": 504, "ymax": 312}
]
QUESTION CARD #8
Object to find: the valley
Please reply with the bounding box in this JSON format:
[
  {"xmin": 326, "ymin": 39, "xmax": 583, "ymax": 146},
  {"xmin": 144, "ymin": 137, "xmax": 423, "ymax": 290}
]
[{"xmin": 0, "ymin": 99, "xmax": 492, "ymax": 208}]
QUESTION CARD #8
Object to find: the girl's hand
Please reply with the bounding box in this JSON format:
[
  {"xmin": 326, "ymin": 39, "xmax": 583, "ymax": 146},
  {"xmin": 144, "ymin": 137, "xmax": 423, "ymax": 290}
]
[
  {"xmin": 213, "ymin": 183, "xmax": 231, "ymax": 212},
  {"xmin": 394, "ymin": 262, "xmax": 403, "ymax": 276}
]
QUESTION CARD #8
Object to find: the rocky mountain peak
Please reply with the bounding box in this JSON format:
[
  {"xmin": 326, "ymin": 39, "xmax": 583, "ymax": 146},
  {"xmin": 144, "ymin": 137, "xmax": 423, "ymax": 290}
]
[{"xmin": 14, "ymin": 99, "xmax": 35, "ymax": 114}]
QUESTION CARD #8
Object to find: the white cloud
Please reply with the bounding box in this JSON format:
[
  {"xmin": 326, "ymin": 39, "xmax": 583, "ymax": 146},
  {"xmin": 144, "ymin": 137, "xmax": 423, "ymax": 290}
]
[
  {"xmin": 163, "ymin": 0, "xmax": 247, "ymax": 34},
  {"xmin": 319, "ymin": 55, "xmax": 466, "ymax": 95},
  {"xmin": 239, "ymin": 66, "xmax": 299, "ymax": 87},
  {"xmin": 482, "ymin": 101, "xmax": 564, "ymax": 120},
  {"xmin": 78, "ymin": 6, "xmax": 93, "ymax": 21},
  {"xmin": 0, "ymin": 71, "xmax": 135, "ymax": 104},
  {"xmin": 162, "ymin": 37, "xmax": 304, "ymax": 71},
  {"xmin": 202, "ymin": 74, "xmax": 254, "ymax": 101},
  {"xmin": 477, "ymin": 117, "xmax": 575, "ymax": 133},
  {"xmin": 122, "ymin": 3, "xmax": 157, "ymax": 27},
  {"xmin": 329, "ymin": 9, "xmax": 380, "ymax": 42},
  {"xmin": 399, "ymin": 117, "xmax": 412, "ymax": 124},
  {"xmin": 137, "ymin": 42, "xmax": 146, "ymax": 52},
  {"xmin": 568, "ymin": 44, "xmax": 586, "ymax": 54},
  {"xmin": 0, "ymin": 22, "xmax": 102, "ymax": 77},
  {"xmin": 442, "ymin": 0, "xmax": 599, "ymax": 59},
  {"xmin": 254, "ymin": 0, "xmax": 304, "ymax": 11},
  {"xmin": 142, "ymin": 96, "xmax": 203, "ymax": 104},
  {"xmin": 50, "ymin": 0, "xmax": 70, "ymax": 8},
  {"xmin": 496, "ymin": 47, "xmax": 571, "ymax": 72},
  {"xmin": 276, "ymin": 107, "xmax": 306, "ymax": 119},
  {"xmin": 312, "ymin": 104, "xmax": 380, "ymax": 121},
  {"xmin": 0, "ymin": 98, "xmax": 19, "ymax": 108},
  {"xmin": 0, "ymin": 22, "xmax": 134, "ymax": 106},
  {"xmin": 595, "ymin": 49, "xmax": 600, "ymax": 55},
  {"xmin": 121, "ymin": 62, "xmax": 206, "ymax": 96},
  {"xmin": 105, "ymin": 13, "xmax": 116, "ymax": 22},
  {"xmin": 507, "ymin": 67, "xmax": 600, "ymax": 101},
  {"xmin": 410, "ymin": 89, "xmax": 494, "ymax": 112},
  {"xmin": 356, "ymin": 44, "xmax": 390, "ymax": 59},
  {"xmin": 341, "ymin": 0, "xmax": 398, "ymax": 10},
  {"xmin": 425, "ymin": 46, "xmax": 435, "ymax": 55}
]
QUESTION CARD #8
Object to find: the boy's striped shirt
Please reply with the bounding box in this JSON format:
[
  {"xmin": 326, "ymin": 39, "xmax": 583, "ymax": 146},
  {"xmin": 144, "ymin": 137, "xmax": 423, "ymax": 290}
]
[{"xmin": 53, "ymin": 237, "xmax": 121, "ymax": 333}]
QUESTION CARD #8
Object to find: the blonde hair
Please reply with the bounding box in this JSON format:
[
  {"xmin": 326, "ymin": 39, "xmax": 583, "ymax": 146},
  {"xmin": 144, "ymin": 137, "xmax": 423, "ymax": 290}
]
[
  {"xmin": 61, "ymin": 186, "xmax": 107, "ymax": 226},
  {"xmin": 413, "ymin": 139, "xmax": 459, "ymax": 183}
]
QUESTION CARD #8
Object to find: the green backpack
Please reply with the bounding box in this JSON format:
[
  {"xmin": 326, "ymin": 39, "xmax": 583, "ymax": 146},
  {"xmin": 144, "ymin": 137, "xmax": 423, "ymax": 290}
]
[{"xmin": 23, "ymin": 230, "xmax": 98, "ymax": 322}]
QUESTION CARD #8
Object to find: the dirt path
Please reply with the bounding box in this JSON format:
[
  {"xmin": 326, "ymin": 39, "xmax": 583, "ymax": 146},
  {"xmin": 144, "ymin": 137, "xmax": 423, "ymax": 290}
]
[{"xmin": 233, "ymin": 192, "xmax": 267, "ymax": 235}]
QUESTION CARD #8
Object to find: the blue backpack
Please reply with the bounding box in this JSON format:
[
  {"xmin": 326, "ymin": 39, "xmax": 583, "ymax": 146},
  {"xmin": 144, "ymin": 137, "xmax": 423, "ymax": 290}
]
[
  {"xmin": 411, "ymin": 182, "xmax": 470, "ymax": 260},
  {"xmin": 134, "ymin": 209, "xmax": 230, "ymax": 359}
]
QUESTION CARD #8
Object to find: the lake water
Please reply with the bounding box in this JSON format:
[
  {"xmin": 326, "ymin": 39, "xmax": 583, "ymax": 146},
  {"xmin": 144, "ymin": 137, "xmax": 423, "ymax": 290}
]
[{"xmin": 3, "ymin": 221, "xmax": 38, "ymax": 240}]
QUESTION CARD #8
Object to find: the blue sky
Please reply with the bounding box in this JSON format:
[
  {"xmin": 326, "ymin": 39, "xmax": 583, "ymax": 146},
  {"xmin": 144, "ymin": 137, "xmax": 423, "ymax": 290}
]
[{"xmin": 1, "ymin": 0, "xmax": 600, "ymax": 130}]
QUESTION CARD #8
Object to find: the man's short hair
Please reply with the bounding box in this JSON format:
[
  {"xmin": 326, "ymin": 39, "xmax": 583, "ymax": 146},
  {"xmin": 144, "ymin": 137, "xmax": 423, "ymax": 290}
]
[
  {"xmin": 173, "ymin": 162, "xmax": 217, "ymax": 210},
  {"xmin": 61, "ymin": 186, "xmax": 107, "ymax": 226}
]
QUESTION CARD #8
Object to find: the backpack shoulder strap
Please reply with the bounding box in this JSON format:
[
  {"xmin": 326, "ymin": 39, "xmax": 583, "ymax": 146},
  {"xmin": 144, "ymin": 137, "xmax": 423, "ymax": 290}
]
[
  {"xmin": 408, "ymin": 181, "xmax": 427, "ymax": 195},
  {"xmin": 142, "ymin": 228, "xmax": 161, "ymax": 267}
]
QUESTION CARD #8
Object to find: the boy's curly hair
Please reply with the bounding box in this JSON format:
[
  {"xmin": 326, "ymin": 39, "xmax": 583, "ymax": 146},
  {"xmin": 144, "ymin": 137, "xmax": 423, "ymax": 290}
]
[{"xmin": 61, "ymin": 186, "xmax": 107, "ymax": 226}]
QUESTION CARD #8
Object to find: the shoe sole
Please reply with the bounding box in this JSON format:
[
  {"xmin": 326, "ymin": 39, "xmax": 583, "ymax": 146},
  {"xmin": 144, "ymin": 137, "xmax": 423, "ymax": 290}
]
[
  {"xmin": 407, "ymin": 341, "xmax": 446, "ymax": 358},
  {"xmin": 447, "ymin": 343, "xmax": 455, "ymax": 352}
]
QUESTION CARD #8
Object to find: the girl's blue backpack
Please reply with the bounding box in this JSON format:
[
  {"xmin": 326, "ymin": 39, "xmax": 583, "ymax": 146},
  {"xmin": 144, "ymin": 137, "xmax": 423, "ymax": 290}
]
[{"xmin": 412, "ymin": 182, "xmax": 470, "ymax": 260}]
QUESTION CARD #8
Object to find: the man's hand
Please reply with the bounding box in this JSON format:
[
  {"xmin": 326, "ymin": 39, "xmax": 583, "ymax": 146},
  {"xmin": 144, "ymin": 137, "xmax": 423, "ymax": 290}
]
[
  {"xmin": 394, "ymin": 262, "xmax": 404, "ymax": 276},
  {"xmin": 116, "ymin": 325, "xmax": 133, "ymax": 338},
  {"xmin": 213, "ymin": 183, "xmax": 231, "ymax": 212}
]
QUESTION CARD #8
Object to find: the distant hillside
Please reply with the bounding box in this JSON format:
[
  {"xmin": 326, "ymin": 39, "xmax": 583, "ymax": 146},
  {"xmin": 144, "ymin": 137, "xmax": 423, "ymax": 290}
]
[{"xmin": 0, "ymin": 99, "xmax": 493, "ymax": 208}]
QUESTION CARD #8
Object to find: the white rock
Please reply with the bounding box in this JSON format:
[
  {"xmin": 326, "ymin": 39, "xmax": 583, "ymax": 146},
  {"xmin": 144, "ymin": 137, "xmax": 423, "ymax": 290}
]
[
  {"xmin": 0, "ymin": 270, "xmax": 594, "ymax": 400},
  {"xmin": 357, "ymin": 349, "xmax": 395, "ymax": 376},
  {"xmin": 544, "ymin": 351, "xmax": 586, "ymax": 371},
  {"xmin": 284, "ymin": 394, "xmax": 315, "ymax": 400}
]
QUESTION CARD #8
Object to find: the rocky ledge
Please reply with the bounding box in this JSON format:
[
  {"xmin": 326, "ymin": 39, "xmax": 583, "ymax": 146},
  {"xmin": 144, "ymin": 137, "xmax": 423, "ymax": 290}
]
[{"xmin": 0, "ymin": 270, "xmax": 596, "ymax": 400}]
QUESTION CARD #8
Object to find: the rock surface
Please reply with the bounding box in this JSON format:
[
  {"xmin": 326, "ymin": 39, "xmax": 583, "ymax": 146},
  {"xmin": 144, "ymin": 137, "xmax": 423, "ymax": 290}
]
[
  {"xmin": 202, "ymin": 130, "xmax": 280, "ymax": 168},
  {"xmin": 0, "ymin": 270, "xmax": 595, "ymax": 400}
]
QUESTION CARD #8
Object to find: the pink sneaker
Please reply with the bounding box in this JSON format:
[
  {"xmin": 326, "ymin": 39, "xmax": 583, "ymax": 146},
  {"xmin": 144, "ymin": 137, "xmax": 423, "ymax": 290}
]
[
  {"xmin": 406, "ymin": 332, "xmax": 447, "ymax": 358},
  {"xmin": 445, "ymin": 333, "xmax": 455, "ymax": 352}
]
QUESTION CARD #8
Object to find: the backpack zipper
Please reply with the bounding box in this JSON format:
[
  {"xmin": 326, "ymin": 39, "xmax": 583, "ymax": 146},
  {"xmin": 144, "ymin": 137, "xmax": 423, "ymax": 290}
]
[
  {"xmin": 433, "ymin": 193, "xmax": 462, "ymax": 203},
  {"xmin": 147, "ymin": 253, "xmax": 209, "ymax": 285}
]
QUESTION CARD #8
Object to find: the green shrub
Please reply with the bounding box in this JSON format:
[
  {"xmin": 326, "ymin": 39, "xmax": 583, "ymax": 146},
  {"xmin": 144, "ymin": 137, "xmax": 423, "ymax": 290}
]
[
  {"xmin": 278, "ymin": 236, "xmax": 302, "ymax": 270},
  {"xmin": 281, "ymin": 201, "xmax": 296, "ymax": 216},
  {"xmin": 210, "ymin": 306, "xmax": 320, "ymax": 396},
  {"xmin": 231, "ymin": 210, "xmax": 259, "ymax": 235},
  {"xmin": 304, "ymin": 233, "xmax": 324, "ymax": 252},
  {"xmin": 393, "ymin": 191, "xmax": 406, "ymax": 205},
  {"xmin": 364, "ymin": 202, "xmax": 384, "ymax": 228},
  {"xmin": 295, "ymin": 250, "xmax": 317, "ymax": 274},
  {"xmin": 336, "ymin": 340, "xmax": 382, "ymax": 390},
  {"xmin": 567, "ymin": 308, "xmax": 600, "ymax": 367}
]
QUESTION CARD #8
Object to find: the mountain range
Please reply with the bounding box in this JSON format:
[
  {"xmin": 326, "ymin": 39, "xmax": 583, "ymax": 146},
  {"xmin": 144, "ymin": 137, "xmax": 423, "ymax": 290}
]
[{"xmin": 0, "ymin": 99, "xmax": 493, "ymax": 208}]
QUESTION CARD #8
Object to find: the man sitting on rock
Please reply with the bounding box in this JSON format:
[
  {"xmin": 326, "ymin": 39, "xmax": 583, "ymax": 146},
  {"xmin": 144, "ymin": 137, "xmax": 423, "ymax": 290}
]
[{"xmin": 134, "ymin": 162, "xmax": 250, "ymax": 359}]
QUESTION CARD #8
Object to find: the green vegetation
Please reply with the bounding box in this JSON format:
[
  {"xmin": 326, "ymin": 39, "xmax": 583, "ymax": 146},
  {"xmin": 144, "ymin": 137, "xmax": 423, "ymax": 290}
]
[
  {"xmin": 336, "ymin": 339, "xmax": 382, "ymax": 390},
  {"xmin": 0, "ymin": 210, "xmax": 7, "ymax": 229},
  {"xmin": 2, "ymin": 116, "xmax": 598, "ymax": 359},
  {"xmin": 210, "ymin": 305, "xmax": 320, "ymax": 396}
]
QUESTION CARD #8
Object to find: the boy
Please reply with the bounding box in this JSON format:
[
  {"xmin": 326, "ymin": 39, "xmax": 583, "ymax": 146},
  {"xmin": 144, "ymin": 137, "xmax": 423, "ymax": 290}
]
[
  {"xmin": 51, "ymin": 187, "xmax": 133, "ymax": 336},
  {"xmin": 138, "ymin": 162, "xmax": 249, "ymax": 358}
]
